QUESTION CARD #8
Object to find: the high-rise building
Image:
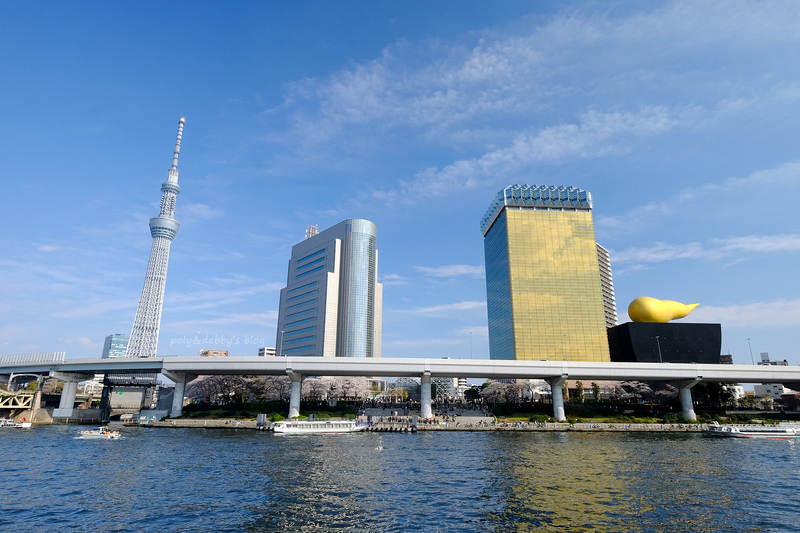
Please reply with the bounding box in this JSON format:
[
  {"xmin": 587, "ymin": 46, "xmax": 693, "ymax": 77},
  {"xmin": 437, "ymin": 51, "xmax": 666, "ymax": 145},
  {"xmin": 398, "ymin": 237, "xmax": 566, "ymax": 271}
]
[
  {"xmin": 275, "ymin": 219, "xmax": 383, "ymax": 358},
  {"xmin": 481, "ymin": 184, "xmax": 610, "ymax": 362},
  {"xmin": 596, "ymin": 243, "xmax": 618, "ymax": 328},
  {"xmin": 85, "ymin": 333, "xmax": 131, "ymax": 394},
  {"xmin": 126, "ymin": 117, "xmax": 186, "ymax": 358},
  {"xmin": 102, "ymin": 334, "xmax": 129, "ymax": 359}
]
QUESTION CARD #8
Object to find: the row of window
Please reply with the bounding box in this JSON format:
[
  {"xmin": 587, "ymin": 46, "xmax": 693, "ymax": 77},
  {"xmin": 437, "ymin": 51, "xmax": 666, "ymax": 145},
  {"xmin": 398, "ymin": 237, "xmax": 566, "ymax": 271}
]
[
  {"xmin": 297, "ymin": 248, "xmax": 325, "ymax": 264},
  {"xmin": 286, "ymin": 307, "xmax": 316, "ymax": 319},
  {"xmin": 286, "ymin": 298, "xmax": 317, "ymax": 311},
  {"xmin": 296, "ymin": 256, "xmax": 325, "ymax": 271},
  {"xmin": 286, "ymin": 316, "xmax": 316, "ymax": 328},
  {"xmin": 295, "ymin": 265, "xmax": 325, "ymax": 279},
  {"xmin": 288, "ymin": 280, "xmax": 318, "ymax": 295},
  {"xmin": 284, "ymin": 345, "xmax": 314, "ymax": 354},
  {"xmin": 288, "ymin": 289, "xmax": 318, "ymax": 302}
]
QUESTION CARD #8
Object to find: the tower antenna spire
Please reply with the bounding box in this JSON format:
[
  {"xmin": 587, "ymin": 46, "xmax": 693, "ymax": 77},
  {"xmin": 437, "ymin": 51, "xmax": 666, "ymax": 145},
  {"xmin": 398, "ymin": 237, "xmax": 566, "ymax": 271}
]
[{"xmin": 171, "ymin": 116, "xmax": 186, "ymax": 170}]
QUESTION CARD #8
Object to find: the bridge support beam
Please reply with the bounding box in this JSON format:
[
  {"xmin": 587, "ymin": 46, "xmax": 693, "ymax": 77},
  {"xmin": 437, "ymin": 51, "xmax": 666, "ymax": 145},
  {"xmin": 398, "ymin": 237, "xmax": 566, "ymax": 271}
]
[
  {"xmin": 548, "ymin": 377, "xmax": 568, "ymax": 422},
  {"xmin": 420, "ymin": 373, "xmax": 432, "ymax": 419},
  {"xmin": 288, "ymin": 372, "xmax": 303, "ymax": 419},
  {"xmin": 677, "ymin": 380, "xmax": 701, "ymax": 421},
  {"xmin": 162, "ymin": 371, "xmax": 197, "ymax": 418},
  {"xmin": 51, "ymin": 372, "xmax": 93, "ymax": 419}
]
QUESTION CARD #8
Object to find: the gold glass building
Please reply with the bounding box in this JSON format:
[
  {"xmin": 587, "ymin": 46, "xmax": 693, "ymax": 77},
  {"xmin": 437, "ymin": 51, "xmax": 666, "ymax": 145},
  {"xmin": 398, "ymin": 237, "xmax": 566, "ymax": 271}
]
[{"xmin": 481, "ymin": 185, "xmax": 611, "ymax": 362}]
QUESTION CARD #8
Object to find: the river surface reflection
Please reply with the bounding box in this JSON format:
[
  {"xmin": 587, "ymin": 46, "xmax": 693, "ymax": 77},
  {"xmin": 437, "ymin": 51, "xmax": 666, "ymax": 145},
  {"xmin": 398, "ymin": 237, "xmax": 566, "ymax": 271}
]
[{"xmin": 2, "ymin": 425, "xmax": 798, "ymax": 532}]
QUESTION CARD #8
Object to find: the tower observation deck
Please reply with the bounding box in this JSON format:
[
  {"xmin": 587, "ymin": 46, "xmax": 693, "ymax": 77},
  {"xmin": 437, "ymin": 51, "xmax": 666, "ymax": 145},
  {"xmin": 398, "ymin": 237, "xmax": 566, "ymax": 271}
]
[{"xmin": 126, "ymin": 117, "xmax": 186, "ymax": 358}]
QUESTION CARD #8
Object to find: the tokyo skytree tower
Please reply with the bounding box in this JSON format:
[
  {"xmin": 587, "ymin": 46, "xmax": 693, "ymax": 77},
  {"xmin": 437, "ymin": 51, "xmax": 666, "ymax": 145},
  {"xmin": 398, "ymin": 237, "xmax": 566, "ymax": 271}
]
[{"xmin": 126, "ymin": 116, "xmax": 186, "ymax": 358}]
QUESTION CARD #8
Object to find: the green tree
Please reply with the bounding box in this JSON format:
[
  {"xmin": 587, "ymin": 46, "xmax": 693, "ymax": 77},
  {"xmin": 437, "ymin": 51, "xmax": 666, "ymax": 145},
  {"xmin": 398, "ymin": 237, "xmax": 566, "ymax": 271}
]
[
  {"xmin": 591, "ymin": 382, "xmax": 601, "ymax": 402},
  {"xmin": 576, "ymin": 380, "xmax": 585, "ymax": 403}
]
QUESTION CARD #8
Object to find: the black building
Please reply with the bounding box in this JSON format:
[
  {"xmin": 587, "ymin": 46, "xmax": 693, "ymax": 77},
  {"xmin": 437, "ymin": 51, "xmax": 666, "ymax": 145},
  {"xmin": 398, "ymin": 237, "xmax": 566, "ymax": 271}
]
[{"xmin": 607, "ymin": 322, "xmax": 722, "ymax": 364}]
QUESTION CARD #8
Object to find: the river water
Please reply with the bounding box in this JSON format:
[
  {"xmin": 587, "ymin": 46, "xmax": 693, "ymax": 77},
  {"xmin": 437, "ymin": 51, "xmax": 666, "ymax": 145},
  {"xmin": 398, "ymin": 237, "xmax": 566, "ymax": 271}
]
[{"xmin": 2, "ymin": 425, "xmax": 799, "ymax": 532}]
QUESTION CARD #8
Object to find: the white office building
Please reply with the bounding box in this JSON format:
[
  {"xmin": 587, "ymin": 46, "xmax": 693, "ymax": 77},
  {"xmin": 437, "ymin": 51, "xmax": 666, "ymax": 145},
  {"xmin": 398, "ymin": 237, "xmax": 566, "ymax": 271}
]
[{"xmin": 275, "ymin": 219, "xmax": 383, "ymax": 358}]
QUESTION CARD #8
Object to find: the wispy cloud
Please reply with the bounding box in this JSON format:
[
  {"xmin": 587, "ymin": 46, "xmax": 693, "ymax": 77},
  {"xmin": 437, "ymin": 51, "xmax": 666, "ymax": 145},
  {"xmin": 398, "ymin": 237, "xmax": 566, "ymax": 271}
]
[
  {"xmin": 379, "ymin": 273, "xmax": 409, "ymax": 286},
  {"xmin": 181, "ymin": 202, "xmax": 225, "ymax": 220},
  {"xmin": 411, "ymin": 301, "xmax": 486, "ymax": 316},
  {"xmin": 414, "ymin": 265, "xmax": 485, "ymax": 278},
  {"xmin": 598, "ymin": 160, "xmax": 800, "ymax": 238},
  {"xmin": 168, "ymin": 312, "xmax": 277, "ymax": 330},
  {"xmin": 612, "ymin": 234, "xmax": 800, "ymax": 265},
  {"xmin": 691, "ymin": 299, "xmax": 800, "ymax": 328},
  {"xmin": 374, "ymin": 107, "xmax": 690, "ymax": 204}
]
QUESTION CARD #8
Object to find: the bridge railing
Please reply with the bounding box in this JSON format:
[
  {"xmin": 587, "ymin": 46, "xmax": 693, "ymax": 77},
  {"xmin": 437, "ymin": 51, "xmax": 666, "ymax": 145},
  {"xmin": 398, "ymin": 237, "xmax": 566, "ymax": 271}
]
[{"xmin": 0, "ymin": 352, "xmax": 66, "ymax": 365}]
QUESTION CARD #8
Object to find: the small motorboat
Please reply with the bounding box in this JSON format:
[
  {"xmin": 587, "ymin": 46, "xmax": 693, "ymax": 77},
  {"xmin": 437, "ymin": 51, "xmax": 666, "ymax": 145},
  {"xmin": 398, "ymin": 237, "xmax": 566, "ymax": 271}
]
[{"xmin": 79, "ymin": 427, "xmax": 121, "ymax": 439}]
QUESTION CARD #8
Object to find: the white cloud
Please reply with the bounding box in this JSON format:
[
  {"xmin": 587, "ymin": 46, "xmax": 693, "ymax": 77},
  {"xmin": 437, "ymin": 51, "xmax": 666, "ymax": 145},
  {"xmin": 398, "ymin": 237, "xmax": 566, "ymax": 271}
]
[
  {"xmin": 383, "ymin": 337, "xmax": 464, "ymax": 349},
  {"xmin": 379, "ymin": 273, "xmax": 409, "ymax": 286},
  {"xmin": 598, "ymin": 160, "xmax": 800, "ymax": 237},
  {"xmin": 453, "ymin": 326, "xmax": 489, "ymax": 338},
  {"xmin": 375, "ymin": 106, "xmax": 690, "ymax": 204},
  {"xmin": 181, "ymin": 202, "xmax": 225, "ymax": 220},
  {"xmin": 691, "ymin": 299, "xmax": 800, "ymax": 328},
  {"xmin": 412, "ymin": 301, "xmax": 486, "ymax": 315},
  {"xmin": 612, "ymin": 234, "xmax": 800, "ymax": 264},
  {"xmin": 414, "ymin": 265, "xmax": 485, "ymax": 278}
]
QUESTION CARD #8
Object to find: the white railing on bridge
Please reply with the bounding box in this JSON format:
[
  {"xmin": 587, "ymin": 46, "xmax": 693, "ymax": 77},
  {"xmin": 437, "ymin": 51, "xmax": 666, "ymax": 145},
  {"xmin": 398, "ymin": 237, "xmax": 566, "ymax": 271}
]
[{"xmin": 0, "ymin": 352, "xmax": 66, "ymax": 365}]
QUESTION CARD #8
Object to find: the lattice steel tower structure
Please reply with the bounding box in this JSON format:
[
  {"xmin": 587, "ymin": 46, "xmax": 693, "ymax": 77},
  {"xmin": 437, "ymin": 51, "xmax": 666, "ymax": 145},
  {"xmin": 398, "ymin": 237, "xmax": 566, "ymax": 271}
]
[{"xmin": 126, "ymin": 117, "xmax": 186, "ymax": 358}]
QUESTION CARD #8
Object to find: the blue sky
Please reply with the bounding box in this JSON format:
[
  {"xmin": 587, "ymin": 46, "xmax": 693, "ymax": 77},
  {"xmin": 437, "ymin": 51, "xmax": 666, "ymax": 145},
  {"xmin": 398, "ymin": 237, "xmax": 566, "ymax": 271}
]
[{"xmin": 2, "ymin": 1, "xmax": 799, "ymax": 366}]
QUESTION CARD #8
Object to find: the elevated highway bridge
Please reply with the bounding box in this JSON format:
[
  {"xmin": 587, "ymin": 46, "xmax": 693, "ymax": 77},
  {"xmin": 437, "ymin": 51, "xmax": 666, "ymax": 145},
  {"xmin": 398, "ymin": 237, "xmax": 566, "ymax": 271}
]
[{"xmin": 3, "ymin": 355, "xmax": 800, "ymax": 422}]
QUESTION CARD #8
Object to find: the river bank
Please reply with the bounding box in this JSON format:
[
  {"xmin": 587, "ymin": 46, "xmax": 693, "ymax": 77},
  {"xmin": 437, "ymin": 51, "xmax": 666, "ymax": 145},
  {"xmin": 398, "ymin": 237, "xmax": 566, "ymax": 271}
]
[{"xmin": 123, "ymin": 418, "xmax": 706, "ymax": 432}]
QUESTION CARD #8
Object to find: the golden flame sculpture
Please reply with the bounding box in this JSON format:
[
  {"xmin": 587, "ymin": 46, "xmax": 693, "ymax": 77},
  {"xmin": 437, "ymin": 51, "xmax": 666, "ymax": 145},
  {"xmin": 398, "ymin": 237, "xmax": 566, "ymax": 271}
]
[{"xmin": 628, "ymin": 296, "xmax": 698, "ymax": 323}]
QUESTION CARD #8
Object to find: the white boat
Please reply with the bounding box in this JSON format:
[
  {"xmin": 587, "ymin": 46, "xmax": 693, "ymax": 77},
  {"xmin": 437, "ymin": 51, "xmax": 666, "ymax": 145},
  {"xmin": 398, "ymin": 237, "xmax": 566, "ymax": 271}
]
[
  {"xmin": 272, "ymin": 419, "xmax": 367, "ymax": 434},
  {"xmin": 706, "ymin": 422, "xmax": 800, "ymax": 439},
  {"xmin": 0, "ymin": 419, "xmax": 32, "ymax": 429},
  {"xmin": 79, "ymin": 426, "xmax": 121, "ymax": 439}
]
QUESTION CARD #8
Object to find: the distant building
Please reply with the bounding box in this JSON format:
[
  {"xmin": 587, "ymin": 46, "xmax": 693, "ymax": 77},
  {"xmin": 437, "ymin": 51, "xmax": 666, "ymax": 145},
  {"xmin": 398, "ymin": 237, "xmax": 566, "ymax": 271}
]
[
  {"xmin": 275, "ymin": 219, "xmax": 383, "ymax": 358},
  {"xmin": 481, "ymin": 184, "xmax": 610, "ymax": 361},
  {"xmin": 85, "ymin": 333, "xmax": 131, "ymax": 394},
  {"xmin": 754, "ymin": 383, "xmax": 795, "ymax": 401},
  {"xmin": 199, "ymin": 350, "xmax": 228, "ymax": 357},
  {"xmin": 758, "ymin": 352, "xmax": 788, "ymax": 366},
  {"xmin": 102, "ymin": 334, "xmax": 129, "ymax": 359},
  {"xmin": 607, "ymin": 322, "xmax": 722, "ymax": 364},
  {"xmin": 258, "ymin": 347, "xmax": 276, "ymax": 357}
]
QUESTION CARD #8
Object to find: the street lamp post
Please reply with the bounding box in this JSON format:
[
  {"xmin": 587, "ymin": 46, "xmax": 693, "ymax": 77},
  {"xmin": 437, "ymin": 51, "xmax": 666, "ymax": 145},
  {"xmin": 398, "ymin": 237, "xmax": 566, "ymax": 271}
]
[
  {"xmin": 279, "ymin": 330, "xmax": 285, "ymax": 357},
  {"xmin": 654, "ymin": 335, "xmax": 663, "ymax": 363},
  {"xmin": 746, "ymin": 338, "xmax": 755, "ymax": 365},
  {"xmin": 469, "ymin": 331, "xmax": 473, "ymax": 359}
]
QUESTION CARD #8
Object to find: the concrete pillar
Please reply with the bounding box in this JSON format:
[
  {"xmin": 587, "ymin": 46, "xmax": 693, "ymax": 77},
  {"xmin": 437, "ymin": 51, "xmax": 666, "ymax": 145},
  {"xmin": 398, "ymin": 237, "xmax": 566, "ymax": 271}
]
[
  {"xmin": 162, "ymin": 371, "xmax": 196, "ymax": 419},
  {"xmin": 680, "ymin": 386, "xmax": 697, "ymax": 421},
  {"xmin": 53, "ymin": 380, "xmax": 78, "ymax": 418},
  {"xmin": 548, "ymin": 377, "xmax": 567, "ymax": 422},
  {"xmin": 171, "ymin": 379, "xmax": 188, "ymax": 418},
  {"xmin": 551, "ymin": 384, "xmax": 566, "ymax": 422},
  {"xmin": 420, "ymin": 373, "xmax": 432, "ymax": 419},
  {"xmin": 288, "ymin": 373, "xmax": 303, "ymax": 418}
]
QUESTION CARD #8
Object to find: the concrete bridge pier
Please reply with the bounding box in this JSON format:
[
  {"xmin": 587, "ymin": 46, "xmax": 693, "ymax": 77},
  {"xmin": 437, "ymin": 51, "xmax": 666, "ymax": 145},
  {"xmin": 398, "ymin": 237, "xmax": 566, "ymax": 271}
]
[
  {"xmin": 162, "ymin": 371, "xmax": 197, "ymax": 418},
  {"xmin": 678, "ymin": 380, "xmax": 700, "ymax": 421},
  {"xmin": 420, "ymin": 373, "xmax": 432, "ymax": 419},
  {"xmin": 548, "ymin": 377, "xmax": 568, "ymax": 422},
  {"xmin": 51, "ymin": 371, "xmax": 93, "ymax": 419},
  {"xmin": 287, "ymin": 372, "xmax": 303, "ymax": 419}
]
